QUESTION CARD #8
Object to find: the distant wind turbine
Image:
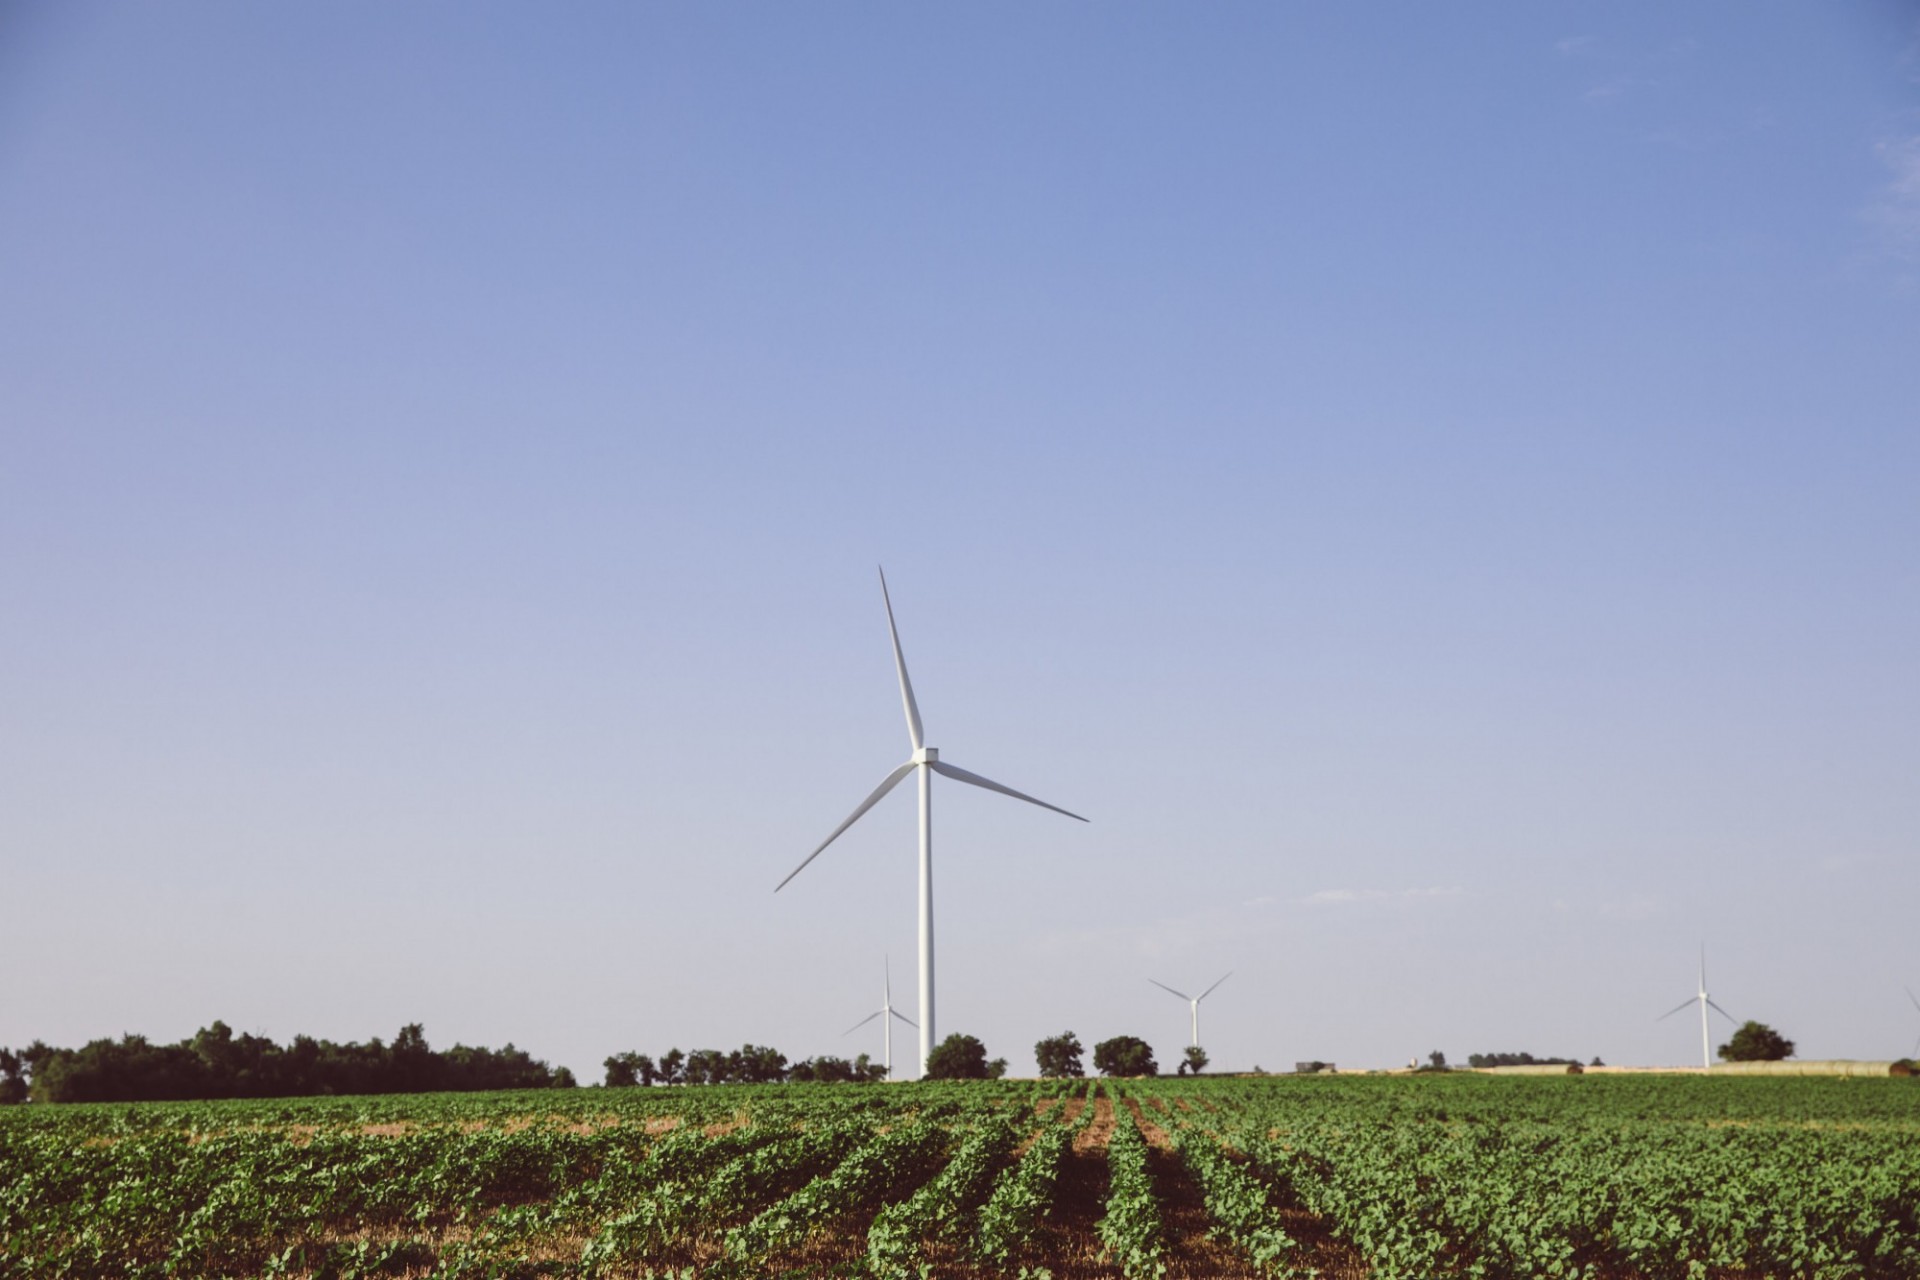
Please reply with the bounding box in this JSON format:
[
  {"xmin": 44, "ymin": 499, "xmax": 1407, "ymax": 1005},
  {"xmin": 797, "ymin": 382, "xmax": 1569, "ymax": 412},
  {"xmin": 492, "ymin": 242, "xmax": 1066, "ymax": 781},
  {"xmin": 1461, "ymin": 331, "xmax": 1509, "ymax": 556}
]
[
  {"xmin": 843, "ymin": 958, "xmax": 917, "ymax": 1079},
  {"xmin": 1906, "ymin": 987, "xmax": 1920, "ymax": 1060},
  {"xmin": 1149, "ymin": 973, "xmax": 1232, "ymax": 1048},
  {"xmin": 1657, "ymin": 946, "xmax": 1736, "ymax": 1069},
  {"xmin": 777, "ymin": 569, "xmax": 1087, "ymax": 1077}
]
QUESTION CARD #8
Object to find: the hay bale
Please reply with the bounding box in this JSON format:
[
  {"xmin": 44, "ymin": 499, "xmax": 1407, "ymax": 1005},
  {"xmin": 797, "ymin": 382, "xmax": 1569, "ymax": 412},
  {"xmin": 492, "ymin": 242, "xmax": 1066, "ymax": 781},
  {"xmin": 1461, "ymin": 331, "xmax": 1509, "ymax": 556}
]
[{"xmin": 1706, "ymin": 1060, "xmax": 1911, "ymax": 1078}]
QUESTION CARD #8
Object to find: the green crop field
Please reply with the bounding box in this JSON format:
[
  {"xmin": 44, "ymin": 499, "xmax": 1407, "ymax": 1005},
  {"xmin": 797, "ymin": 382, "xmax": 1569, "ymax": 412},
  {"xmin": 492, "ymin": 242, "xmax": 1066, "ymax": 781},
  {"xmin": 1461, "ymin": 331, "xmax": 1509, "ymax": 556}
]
[{"xmin": 5, "ymin": 1074, "xmax": 1918, "ymax": 1280}]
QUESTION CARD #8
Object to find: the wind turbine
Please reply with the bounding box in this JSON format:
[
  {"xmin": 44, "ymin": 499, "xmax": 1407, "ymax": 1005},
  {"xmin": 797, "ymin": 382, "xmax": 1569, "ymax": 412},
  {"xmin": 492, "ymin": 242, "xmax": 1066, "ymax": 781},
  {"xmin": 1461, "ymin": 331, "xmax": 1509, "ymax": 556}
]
[
  {"xmin": 1657, "ymin": 946, "xmax": 1736, "ymax": 1069},
  {"xmin": 1905, "ymin": 987, "xmax": 1920, "ymax": 1060},
  {"xmin": 843, "ymin": 958, "xmax": 917, "ymax": 1079},
  {"xmin": 1149, "ymin": 973, "xmax": 1232, "ymax": 1048},
  {"xmin": 776, "ymin": 569, "xmax": 1087, "ymax": 1077}
]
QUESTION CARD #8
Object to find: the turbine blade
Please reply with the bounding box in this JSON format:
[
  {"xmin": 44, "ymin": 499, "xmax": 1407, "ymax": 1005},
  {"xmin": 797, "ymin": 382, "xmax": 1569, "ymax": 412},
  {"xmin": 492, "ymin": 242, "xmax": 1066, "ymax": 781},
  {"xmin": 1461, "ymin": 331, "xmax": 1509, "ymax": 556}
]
[
  {"xmin": 1907, "ymin": 985, "xmax": 1920, "ymax": 1014},
  {"xmin": 1657, "ymin": 997, "xmax": 1696, "ymax": 1021},
  {"xmin": 929, "ymin": 760, "xmax": 1088, "ymax": 822},
  {"xmin": 878, "ymin": 568, "xmax": 924, "ymax": 751},
  {"xmin": 1149, "ymin": 978, "xmax": 1194, "ymax": 1002},
  {"xmin": 843, "ymin": 1010, "xmax": 882, "ymax": 1036},
  {"xmin": 1197, "ymin": 971, "xmax": 1233, "ymax": 1002},
  {"xmin": 1706, "ymin": 998, "xmax": 1737, "ymax": 1024},
  {"xmin": 890, "ymin": 1009, "xmax": 918, "ymax": 1028},
  {"xmin": 775, "ymin": 762, "xmax": 915, "ymax": 892}
]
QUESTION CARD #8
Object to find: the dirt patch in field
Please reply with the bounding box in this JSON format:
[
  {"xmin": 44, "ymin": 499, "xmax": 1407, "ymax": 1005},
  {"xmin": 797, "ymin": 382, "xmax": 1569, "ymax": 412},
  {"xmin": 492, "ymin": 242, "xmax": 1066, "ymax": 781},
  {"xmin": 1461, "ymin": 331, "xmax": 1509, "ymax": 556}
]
[
  {"xmin": 1043, "ymin": 1143, "xmax": 1119, "ymax": 1276},
  {"xmin": 1073, "ymin": 1092, "xmax": 1117, "ymax": 1153},
  {"xmin": 1122, "ymin": 1096, "xmax": 1173, "ymax": 1149},
  {"xmin": 357, "ymin": 1121, "xmax": 416, "ymax": 1138},
  {"xmin": 702, "ymin": 1107, "xmax": 756, "ymax": 1138}
]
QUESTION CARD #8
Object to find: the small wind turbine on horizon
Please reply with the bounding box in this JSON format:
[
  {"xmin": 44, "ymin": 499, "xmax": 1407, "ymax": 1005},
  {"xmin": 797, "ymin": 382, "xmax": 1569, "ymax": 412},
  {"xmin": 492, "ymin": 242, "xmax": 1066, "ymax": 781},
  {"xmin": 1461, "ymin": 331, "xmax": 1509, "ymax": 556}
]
[
  {"xmin": 1905, "ymin": 987, "xmax": 1920, "ymax": 1060},
  {"xmin": 1149, "ymin": 973, "xmax": 1231, "ymax": 1048},
  {"xmin": 1658, "ymin": 946, "xmax": 1736, "ymax": 1069},
  {"xmin": 777, "ymin": 569, "xmax": 1088, "ymax": 1078},
  {"xmin": 843, "ymin": 958, "xmax": 917, "ymax": 1079}
]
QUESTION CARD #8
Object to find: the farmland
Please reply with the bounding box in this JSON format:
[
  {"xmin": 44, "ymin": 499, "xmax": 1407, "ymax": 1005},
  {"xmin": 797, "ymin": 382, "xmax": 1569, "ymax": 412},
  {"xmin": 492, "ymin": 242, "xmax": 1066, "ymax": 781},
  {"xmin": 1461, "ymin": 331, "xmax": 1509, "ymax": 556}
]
[{"xmin": 5, "ymin": 1074, "xmax": 1918, "ymax": 1279}]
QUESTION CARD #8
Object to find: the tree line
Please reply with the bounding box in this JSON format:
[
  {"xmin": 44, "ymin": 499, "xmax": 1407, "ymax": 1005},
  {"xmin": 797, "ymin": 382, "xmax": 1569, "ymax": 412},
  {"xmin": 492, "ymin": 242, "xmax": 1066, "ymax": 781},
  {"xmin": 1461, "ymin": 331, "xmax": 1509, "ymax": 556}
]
[
  {"xmin": 2, "ymin": 1022, "xmax": 1205, "ymax": 1103},
  {"xmin": 0, "ymin": 1022, "xmax": 574, "ymax": 1104},
  {"xmin": 1466, "ymin": 1052, "xmax": 1592, "ymax": 1068},
  {"xmin": 601, "ymin": 1044, "xmax": 888, "ymax": 1086}
]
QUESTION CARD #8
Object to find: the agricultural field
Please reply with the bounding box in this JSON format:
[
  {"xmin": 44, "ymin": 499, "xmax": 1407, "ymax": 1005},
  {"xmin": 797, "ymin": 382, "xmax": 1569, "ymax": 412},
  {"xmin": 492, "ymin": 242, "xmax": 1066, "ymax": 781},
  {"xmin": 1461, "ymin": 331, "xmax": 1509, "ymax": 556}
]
[{"xmin": 5, "ymin": 1073, "xmax": 1919, "ymax": 1280}]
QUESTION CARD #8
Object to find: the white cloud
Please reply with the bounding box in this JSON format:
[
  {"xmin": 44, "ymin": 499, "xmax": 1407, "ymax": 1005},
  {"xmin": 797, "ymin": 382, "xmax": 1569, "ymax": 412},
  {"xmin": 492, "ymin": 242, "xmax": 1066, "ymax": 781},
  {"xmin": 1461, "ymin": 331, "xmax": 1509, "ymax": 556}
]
[
  {"xmin": 1555, "ymin": 35, "xmax": 1595, "ymax": 57},
  {"xmin": 1867, "ymin": 133, "xmax": 1920, "ymax": 262},
  {"xmin": 1597, "ymin": 895, "xmax": 1669, "ymax": 921},
  {"xmin": 1304, "ymin": 886, "xmax": 1463, "ymax": 907},
  {"xmin": 1584, "ymin": 75, "xmax": 1632, "ymax": 104}
]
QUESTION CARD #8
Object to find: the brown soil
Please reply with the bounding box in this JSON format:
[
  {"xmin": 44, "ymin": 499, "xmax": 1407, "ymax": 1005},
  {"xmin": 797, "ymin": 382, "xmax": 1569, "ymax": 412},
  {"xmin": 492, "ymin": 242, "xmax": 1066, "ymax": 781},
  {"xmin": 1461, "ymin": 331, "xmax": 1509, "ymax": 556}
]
[
  {"xmin": 704, "ymin": 1107, "xmax": 751, "ymax": 1137},
  {"xmin": 1122, "ymin": 1095, "xmax": 1173, "ymax": 1149},
  {"xmin": 1073, "ymin": 1091, "xmax": 1117, "ymax": 1153},
  {"xmin": 356, "ymin": 1121, "xmax": 414, "ymax": 1138}
]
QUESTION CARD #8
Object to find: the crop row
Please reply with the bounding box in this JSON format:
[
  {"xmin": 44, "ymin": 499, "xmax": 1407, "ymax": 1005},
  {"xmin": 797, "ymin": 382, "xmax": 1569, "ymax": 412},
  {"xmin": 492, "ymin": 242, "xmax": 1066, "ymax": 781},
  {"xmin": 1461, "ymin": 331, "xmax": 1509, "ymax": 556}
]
[{"xmin": 6, "ymin": 1074, "xmax": 1916, "ymax": 1278}]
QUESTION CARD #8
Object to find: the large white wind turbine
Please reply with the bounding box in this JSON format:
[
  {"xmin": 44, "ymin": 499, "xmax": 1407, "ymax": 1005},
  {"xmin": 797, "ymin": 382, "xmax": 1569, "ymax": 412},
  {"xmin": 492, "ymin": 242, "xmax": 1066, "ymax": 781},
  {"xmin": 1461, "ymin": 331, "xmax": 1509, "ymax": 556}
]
[
  {"xmin": 1657, "ymin": 946, "xmax": 1736, "ymax": 1069},
  {"xmin": 777, "ymin": 569, "xmax": 1087, "ymax": 1077},
  {"xmin": 1149, "ymin": 973, "xmax": 1232, "ymax": 1048},
  {"xmin": 843, "ymin": 958, "xmax": 917, "ymax": 1079}
]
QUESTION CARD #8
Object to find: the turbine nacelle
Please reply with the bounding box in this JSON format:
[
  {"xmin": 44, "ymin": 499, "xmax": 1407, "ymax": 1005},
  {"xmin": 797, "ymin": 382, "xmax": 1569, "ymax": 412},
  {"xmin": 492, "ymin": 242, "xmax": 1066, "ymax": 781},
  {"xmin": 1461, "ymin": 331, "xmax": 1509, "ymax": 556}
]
[{"xmin": 912, "ymin": 747, "xmax": 940, "ymax": 764}]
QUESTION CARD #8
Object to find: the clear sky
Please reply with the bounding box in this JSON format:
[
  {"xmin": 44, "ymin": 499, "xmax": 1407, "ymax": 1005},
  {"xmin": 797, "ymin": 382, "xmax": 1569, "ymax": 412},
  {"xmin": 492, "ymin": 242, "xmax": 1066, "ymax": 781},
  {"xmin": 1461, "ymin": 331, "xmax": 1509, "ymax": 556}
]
[{"xmin": 3, "ymin": 3, "xmax": 1917, "ymax": 1081}]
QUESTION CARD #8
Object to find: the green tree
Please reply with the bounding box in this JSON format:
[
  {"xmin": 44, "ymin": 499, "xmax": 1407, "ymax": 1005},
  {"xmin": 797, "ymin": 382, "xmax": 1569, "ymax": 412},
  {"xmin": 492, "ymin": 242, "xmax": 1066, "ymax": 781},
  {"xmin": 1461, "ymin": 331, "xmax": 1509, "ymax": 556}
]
[
  {"xmin": 1034, "ymin": 1032, "xmax": 1085, "ymax": 1078},
  {"xmin": 1179, "ymin": 1045, "xmax": 1209, "ymax": 1076},
  {"xmin": 603, "ymin": 1052, "xmax": 656, "ymax": 1088},
  {"xmin": 0, "ymin": 1049, "xmax": 25, "ymax": 1105},
  {"xmin": 1092, "ymin": 1035, "xmax": 1158, "ymax": 1077},
  {"xmin": 1718, "ymin": 1021, "xmax": 1794, "ymax": 1062},
  {"xmin": 924, "ymin": 1033, "xmax": 993, "ymax": 1079}
]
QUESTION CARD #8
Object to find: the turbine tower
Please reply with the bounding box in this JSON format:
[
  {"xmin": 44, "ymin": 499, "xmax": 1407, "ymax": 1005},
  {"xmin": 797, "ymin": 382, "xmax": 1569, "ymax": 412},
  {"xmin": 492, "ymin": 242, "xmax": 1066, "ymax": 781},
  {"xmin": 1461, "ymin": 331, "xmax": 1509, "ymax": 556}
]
[
  {"xmin": 843, "ymin": 958, "xmax": 917, "ymax": 1079},
  {"xmin": 1657, "ymin": 946, "xmax": 1735, "ymax": 1069},
  {"xmin": 777, "ymin": 569, "xmax": 1087, "ymax": 1077},
  {"xmin": 1149, "ymin": 973, "xmax": 1232, "ymax": 1048}
]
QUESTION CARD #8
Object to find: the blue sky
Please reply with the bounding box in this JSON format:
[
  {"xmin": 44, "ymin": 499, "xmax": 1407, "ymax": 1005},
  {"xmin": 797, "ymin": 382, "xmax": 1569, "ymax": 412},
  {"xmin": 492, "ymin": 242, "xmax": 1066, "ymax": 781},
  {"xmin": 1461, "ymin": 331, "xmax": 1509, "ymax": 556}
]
[{"xmin": 3, "ymin": 3, "xmax": 1917, "ymax": 1080}]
